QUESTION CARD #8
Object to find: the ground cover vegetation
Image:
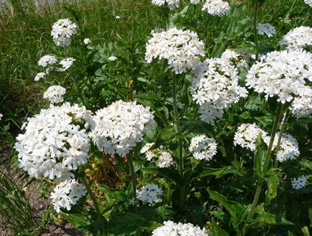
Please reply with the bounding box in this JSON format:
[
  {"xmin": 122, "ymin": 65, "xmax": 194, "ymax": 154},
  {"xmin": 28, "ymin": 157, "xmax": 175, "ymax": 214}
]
[{"xmin": 0, "ymin": 0, "xmax": 312, "ymax": 235}]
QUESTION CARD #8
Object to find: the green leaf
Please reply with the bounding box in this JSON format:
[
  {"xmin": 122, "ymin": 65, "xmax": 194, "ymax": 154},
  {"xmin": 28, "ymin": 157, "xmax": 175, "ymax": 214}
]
[
  {"xmin": 264, "ymin": 174, "xmax": 279, "ymax": 199},
  {"xmin": 210, "ymin": 219, "xmax": 229, "ymax": 236},
  {"xmin": 200, "ymin": 166, "xmax": 240, "ymax": 178},
  {"xmin": 97, "ymin": 184, "xmax": 126, "ymax": 205},
  {"xmin": 142, "ymin": 168, "xmax": 181, "ymax": 185},
  {"xmin": 207, "ymin": 189, "xmax": 245, "ymax": 220},
  {"xmin": 108, "ymin": 212, "xmax": 161, "ymax": 234},
  {"xmin": 59, "ymin": 212, "xmax": 90, "ymax": 227},
  {"xmin": 254, "ymin": 135, "xmax": 268, "ymax": 177}
]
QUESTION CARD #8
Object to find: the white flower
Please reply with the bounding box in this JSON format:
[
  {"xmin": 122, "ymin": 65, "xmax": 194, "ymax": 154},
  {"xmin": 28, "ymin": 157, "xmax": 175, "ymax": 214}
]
[
  {"xmin": 257, "ymin": 23, "xmax": 276, "ymax": 37},
  {"xmin": 221, "ymin": 49, "xmax": 249, "ymax": 67},
  {"xmin": 34, "ymin": 72, "xmax": 47, "ymax": 81},
  {"xmin": 274, "ymin": 132, "xmax": 300, "ymax": 162},
  {"xmin": 189, "ymin": 135, "xmax": 217, "ymax": 161},
  {"xmin": 246, "ymin": 50, "xmax": 312, "ymax": 105},
  {"xmin": 51, "ymin": 19, "xmax": 77, "ymax": 47},
  {"xmin": 234, "ymin": 123, "xmax": 269, "ymax": 152},
  {"xmin": 290, "ymin": 86, "xmax": 312, "ymax": 118},
  {"xmin": 38, "ymin": 55, "xmax": 57, "ymax": 68},
  {"xmin": 152, "ymin": 221, "xmax": 208, "ymax": 236},
  {"xmin": 50, "ymin": 179, "xmax": 87, "ymax": 213},
  {"xmin": 141, "ymin": 143, "xmax": 174, "ymax": 168},
  {"xmin": 108, "ymin": 56, "xmax": 118, "ymax": 61},
  {"xmin": 129, "ymin": 197, "xmax": 137, "ymax": 206},
  {"xmin": 115, "ymin": 15, "xmax": 120, "ymax": 19},
  {"xmin": 58, "ymin": 57, "xmax": 75, "ymax": 72},
  {"xmin": 151, "ymin": 0, "xmax": 180, "ymax": 10},
  {"xmin": 43, "ymin": 85, "xmax": 66, "ymax": 104},
  {"xmin": 281, "ymin": 26, "xmax": 312, "ymax": 49},
  {"xmin": 202, "ymin": 0, "xmax": 230, "ymax": 17},
  {"xmin": 83, "ymin": 38, "xmax": 91, "ymax": 45},
  {"xmin": 191, "ymin": 58, "xmax": 248, "ymax": 124},
  {"xmin": 0, "ymin": 113, "xmax": 3, "ymax": 120},
  {"xmin": 15, "ymin": 103, "xmax": 93, "ymax": 180},
  {"xmin": 145, "ymin": 27, "xmax": 205, "ymax": 74},
  {"xmin": 89, "ymin": 100, "xmax": 155, "ymax": 156},
  {"xmin": 304, "ymin": 0, "xmax": 312, "ymax": 8},
  {"xmin": 136, "ymin": 184, "xmax": 163, "ymax": 205},
  {"xmin": 291, "ymin": 176, "xmax": 307, "ymax": 190},
  {"xmin": 190, "ymin": 0, "xmax": 201, "ymax": 4}
]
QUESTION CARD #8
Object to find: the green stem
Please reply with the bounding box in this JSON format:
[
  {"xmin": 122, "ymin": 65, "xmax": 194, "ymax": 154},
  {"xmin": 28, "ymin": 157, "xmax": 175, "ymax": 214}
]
[
  {"xmin": 80, "ymin": 176, "xmax": 107, "ymax": 235},
  {"xmin": 172, "ymin": 73, "xmax": 185, "ymax": 210},
  {"xmin": 128, "ymin": 154, "xmax": 137, "ymax": 200},
  {"xmin": 253, "ymin": 0, "xmax": 259, "ymax": 60},
  {"xmin": 243, "ymin": 104, "xmax": 284, "ymax": 234},
  {"xmin": 274, "ymin": 108, "xmax": 289, "ymax": 168},
  {"xmin": 72, "ymin": 76, "xmax": 89, "ymax": 108}
]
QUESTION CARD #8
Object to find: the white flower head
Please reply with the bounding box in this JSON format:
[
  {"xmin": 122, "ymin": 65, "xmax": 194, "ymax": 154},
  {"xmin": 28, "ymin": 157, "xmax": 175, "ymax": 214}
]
[
  {"xmin": 291, "ymin": 176, "xmax": 307, "ymax": 190},
  {"xmin": 136, "ymin": 184, "xmax": 163, "ymax": 205},
  {"xmin": 202, "ymin": 0, "xmax": 230, "ymax": 17},
  {"xmin": 145, "ymin": 27, "xmax": 205, "ymax": 74},
  {"xmin": 221, "ymin": 49, "xmax": 249, "ymax": 67},
  {"xmin": 50, "ymin": 179, "xmax": 87, "ymax": 213},
  {"xmin": 38, "ymin": 55, "xmax": 58, "ymax": 68},
  {"xmin": 246, "ymin": 50, "xmax": 312, "ymax": 105},
  {"xmin": 191, "ymin": 58, "xmax": 248, "ymax": 124},
  {"xmin": 43, "ymin": 85, "xmax": 66, "ymax": 104},
  {"xmin": 234, "ymin": 123, "xmax": 269, "ymax": 152},
  {"xmin": 290, "ymin": 86, "xmax": 312, "ymax": 118},
  {"xmin": 51, "ymin": 18, "xmax": 77, "ymax": 47},
  {"xmin": 190, "ymin": 0, "xmax": 201, "ymax": 4},
  {"xmin": 304, "ymin": 0, "xmax": 312, "ymax": 8},
  {"xmin": 89, "ymin": 100, "xmax": 156, "ymax": 156},
  {"xmin": 0, "ymin": 113, "xmax": 3, "ymax": 121},
  {"xmin": 151, "ymin": 0, "xmax": 180, "ymax": 10},
  {"xmin": 108, "ymin": 56, "xmax": 118, "ymax": 61},
  {"xmin": 58, "ymin": 57, "xmax": 75, "ymax": 72},
  {"xmin": 274, "ymin": 132, "xmax": 300, "ymax": 162},
  {"xmin": 152, "ymin": 221, "xmax": 208, "ymax": 236},
  {"xmin": 189, "ymin": 135, "xmax": 217, "ymax": 161},
  {"xmin": 281, "ymin": 26, "xmax": 312, "ymax": 50},
  {"xmin": 141, "ymin": 143, "xmax": 174, "ymax": 168},
  {"xmin": 83, "ymin": 38, "xmax": 91, "ymax": 45},
  {"xmin": 15, "ymin": 103, "xmax": 93, "ymax": 180},
  {"xmin": 115, "ymin": 15, "xmax": 120, "ymax": 19},
  {"xmin": 34, "ymin": 72, "xmax": 47, "ymax": 81},
  {"xmin": 257, "ymin": 23, "xmax": 276, "ymax": 37}
]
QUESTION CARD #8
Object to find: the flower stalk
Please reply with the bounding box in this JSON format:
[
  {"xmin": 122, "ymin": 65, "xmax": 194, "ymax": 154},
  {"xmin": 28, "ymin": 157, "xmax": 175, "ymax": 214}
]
[
  {"xmin": 80, "ymin": 175, "xmax": 107, "ymax": 235},
  {"xmin": 253, "ymin": 0, "xmax": 259, "ymax": 60}
]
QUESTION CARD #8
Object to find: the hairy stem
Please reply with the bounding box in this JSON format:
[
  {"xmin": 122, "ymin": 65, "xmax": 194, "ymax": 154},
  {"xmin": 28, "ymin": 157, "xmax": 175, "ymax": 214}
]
[
  {"xmin": 80, "ymin": 176, "xmax": 107, "ymax": 235},
  {"xmin": 172, "ymin": 73, "xmax": 185, "ymax": 210}
]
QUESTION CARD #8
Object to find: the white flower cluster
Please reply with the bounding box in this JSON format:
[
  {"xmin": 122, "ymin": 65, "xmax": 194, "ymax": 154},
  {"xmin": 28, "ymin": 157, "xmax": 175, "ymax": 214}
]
[
  {"xmin": 38, "ymin": 55, "xmax": 57, "ymax": 68},
  {"xmin": 83, "ymin": 38, "xmax": 91, "ymax": 45},
  {"xmin": 202, "ymin": 0, "xmax": 230, "ymax": 17},
  {"xmin": 89, "ymin": 100, "xmax": 155, "ymax": 156},
  {"xmin": 234, "ymin": 123, "xmax": 268, "ymax": 152},
  {"xmin": 191, "ymin": 58, "xmax": 248, "ymax": 124},
  {"xmin": 0, "ymin": 113, "xmax": 3, "ymax": 120},
  {"xmin": 50, "ymin": 179, "xmax": 87, "ymax": 213},
  {"xmin": 43, "ymin": 85, "xmax": 66, "ymax": 104},
  {"xmin": 151, "ymin": 0, "xmax": 179, "ymax": 10},
  {"xmin": 108, "ymin": 56, "xmax": 118, "ymax": 61},
  {"xmin": 290, "ymin": 86, "xmax": 312, "ymax": 118},
  {"xmin": 51, "ymin": 18, "xmax": 77, "ymax": 47},
  {"xmin": 304, "ymin": 0, "xmax": 312, "ymax": 8},
  {"xmin": 281, "ymin": 26, "xmax": 312, "ymax": 49},
  {"xmin": 35, "ymin": 55, "xmax": 75, "ymax": 81},
  {"xmin": 145, "ymin": 27, "xmax": 205, "ymax": 74},
  {"xmin": 136, "ymin": 184, "xmax": 163, "ymax": 205},
  {"xmin": 152, "ymin": 221, "xmax": 208, "ymax": 236},
  {"xmin": 141, "ymin": 143, "xmax": 174, "ymax": 168},
  {"xmin": 221, "ymin": 49, "xmax": 249, "ymax": 67},
  {"xmin": 15, "ymin": 103, "xmax": 92, "ymax": 180},
  {"xmin": 189, "ymin": 135, "xmax": 217, "ymax": 161},
  {"xmin": 274, "ymin": 132, "xmax": 300, "ymax": 162},
  {"xmin": 234, "ymin": 124, "xmax": 300, "ymax": 162},
  {"xmin": 257, "ymin": 23, "xmax": 276, "ymax": 37},
  {"xmin": 246, "ymin": 50, "xmax": 312, "ymax": 117},
  {"xmin": 291, "ymin": 176, "xmax": 308, "ymax": 190},
  {"xmin": 190, "ymin": 0, "xmax": 201, "ymax": 4}
]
